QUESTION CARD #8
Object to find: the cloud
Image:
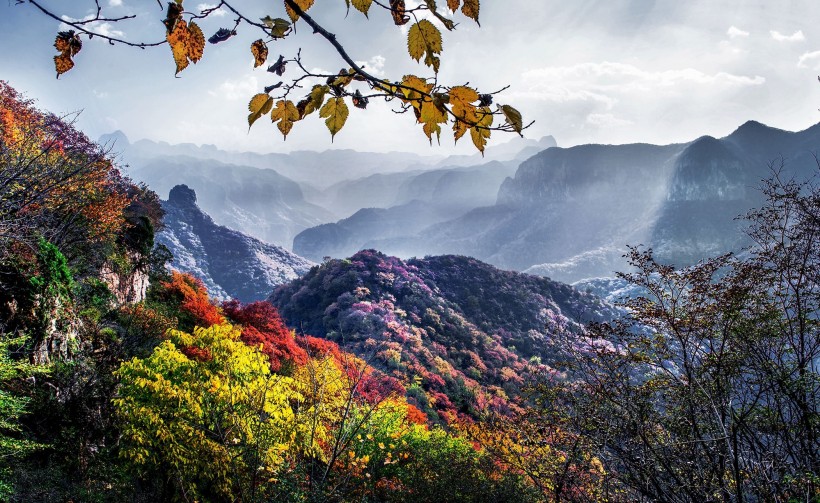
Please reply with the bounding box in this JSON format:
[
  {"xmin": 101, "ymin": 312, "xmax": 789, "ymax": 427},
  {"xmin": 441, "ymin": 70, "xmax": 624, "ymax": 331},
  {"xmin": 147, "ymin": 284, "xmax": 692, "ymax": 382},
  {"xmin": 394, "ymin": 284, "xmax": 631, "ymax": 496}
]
[
  {"xmin": 797, "ymin": 50, "xmax": 820, "ymax": 69},
  {"xmin": 521, "ymin": 62, "xmax": 765, "ymax": 99},
  {"xmin": 210, "ymin": 74, "xmax": 259, "ymax": 101},
  {"xmin": 586, "ymin": 113, "xmax": 633, "ymax": 128},
  {"xmin": 60, "ymin": 16, "xmax": 125, "ymax": 39},
  {"xmin": 510, "ymin": 87, "xmax": 618, "ymax": 108},
  {"xmin": 197, "ymin": 3, "xmax": 226, "ymax": 16},
  {"xmin": 771, "ymin": 30, "xmax": 805, "ymax": 42},
  {"xmin": 355, "ymin": 55, "xmax": 386, "ymax": 77},
  {"xmin": 108, "ymin": 0, "xmax": 123, "ymax": 6},
  {"xmin": 727, "ymin": 26, "xmax": 749, "ymax": 38}
]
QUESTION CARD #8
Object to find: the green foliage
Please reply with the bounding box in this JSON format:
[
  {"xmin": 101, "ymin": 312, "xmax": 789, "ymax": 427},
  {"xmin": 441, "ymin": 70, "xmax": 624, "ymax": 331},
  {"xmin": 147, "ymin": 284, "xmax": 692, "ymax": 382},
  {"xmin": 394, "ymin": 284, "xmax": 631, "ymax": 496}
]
[
  {"xmin": 0, "ymin": 334, "xmax": 49, "ymax": 498},
  {"xmin": 28, "ymin": 237, "xmax": 74, "ymax": 305},
  {"xmin": 75, "ymin": 277, "xmax": 115, "ymax": 322}
]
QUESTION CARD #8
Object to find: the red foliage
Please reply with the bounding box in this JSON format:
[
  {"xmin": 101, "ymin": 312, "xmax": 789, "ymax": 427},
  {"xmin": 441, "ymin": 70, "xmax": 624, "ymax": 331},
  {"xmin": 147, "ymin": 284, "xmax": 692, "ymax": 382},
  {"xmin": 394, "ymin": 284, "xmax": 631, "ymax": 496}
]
[
  {"xmin": 161, "ymin": 271, "xmax": 225, "ymax": 327},
  {"xmin": 357, "ymin": 373, "xmax": 406, "ymax": 404},
  {"xmin": 179, "ymin": 346, "xmax": 213, "ymax": 362},
  {"xmin": 223, "ymin": 300, "xmax": 308, "ymax": 372}
]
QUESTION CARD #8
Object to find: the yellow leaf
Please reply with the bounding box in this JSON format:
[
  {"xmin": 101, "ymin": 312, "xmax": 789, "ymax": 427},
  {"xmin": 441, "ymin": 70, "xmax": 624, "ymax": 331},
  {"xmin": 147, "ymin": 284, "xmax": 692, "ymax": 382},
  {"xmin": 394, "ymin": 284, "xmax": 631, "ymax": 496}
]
[
  {"xmin": 285, "ymin": 0, "xmax": 315, "ymax": 22},
  {"xmin": 251, "ymin": 39, "xmax": 268, "ymax": 68},
  {"xmin": 319, "ymin": 97, "xmax": 349, "ymax": 140},
  {"xmin": 424, "ymin": 122, "xmax": 442, "ymax": 145},
  {"xmin": 166, "ymin": 20, "xmax": 190, "ymax": 75},
  {"xmin": 407, "ymin": 20, "xmax": 443, "ymax": 68},
  {"xmin": 449, "ymin": 86, "xmax": 479, "ymax": 124},
  {"xmin": 419, "ymin": 94, "xmax": 447, "ymax": 145},
  {"xmin": 248, "ymin": 93, "xmax": 274, "ymax": 129},
  {"xmin": 461, "ymin": 0, "xmax": 479, "ymax": 24},
  {"xmin": 400, "ymin": 75, "xmax": 433, "ymax": 108},
  {"xmin": 447, "ymin": 0, "xmax": 460, "ymax": 11},
  {"xmin": 470, "ymin": 106, "xmax": 493, "ymax": 154},
  {"xmin": 309, "ymin": 85, "xmax": 329, "ymax": 112},
  {"xmin": 187, "ymin": 21, "xmax": 205, "ymax": 63},
  {"xmin": 420, "ymin": 99, "xmax": 447, "ymax": 125},
  {"xmin": 331, "ymin": 68, "xmax": 355, "ymax": 88},
  {"xmin": 270, "ymin": 100, "xmax": 300, "ymax": 139},
  {"xmin": 499, "ymin": 104, "xmax": 524, "ymax": 136},
  {"xmin": 424, "ymin": 52, "xmax": 441, "ymax": 73},
  {"xmin": 352, "ymin": 0, "xmax": 373, "ymax": 16},
  {"xmin": 54, "ymin": 53, "xmax": 74, "ymax": 78},
  {"xmin": 262, "ymin": 17, "xmax": 291, "ymax": 38},
  {"xmin": 453, "ymin": 118, "xmax": 469, "ymax": 143}
]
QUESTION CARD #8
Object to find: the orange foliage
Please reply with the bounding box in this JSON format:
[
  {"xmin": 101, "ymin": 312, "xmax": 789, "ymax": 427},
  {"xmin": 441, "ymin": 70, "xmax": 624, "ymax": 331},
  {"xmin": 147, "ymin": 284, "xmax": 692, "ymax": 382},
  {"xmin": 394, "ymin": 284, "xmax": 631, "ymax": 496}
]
[
  {"xmin": 404, "ymin": 403, "xmax": 428, "ymax": 425},
  {"xmin": 1, "ymin": 81, "xmax": 133, "ymax": 248},
  {"xmin": 161, "ymin": 271, "xmax": 225, "ymax": 327}
]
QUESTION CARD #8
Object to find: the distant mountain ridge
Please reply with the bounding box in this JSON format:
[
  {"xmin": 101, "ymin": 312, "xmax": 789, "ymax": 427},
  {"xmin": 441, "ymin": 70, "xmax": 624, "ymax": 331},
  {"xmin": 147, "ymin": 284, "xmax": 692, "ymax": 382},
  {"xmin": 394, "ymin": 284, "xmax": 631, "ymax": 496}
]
[
  {"xmin": 355, "ymin": 120, "xmax": 820, "ymax": 282},
  {"xmin": 293, "ymin": 160, "xmax": 520, "ymax": 261},
  {"xmin": 100, "ymin": 131, "xmax": 550, "ymax": 249},
  {"xmin": 157, "ymin": 185, "xmax": 314, "ymax": 302}
]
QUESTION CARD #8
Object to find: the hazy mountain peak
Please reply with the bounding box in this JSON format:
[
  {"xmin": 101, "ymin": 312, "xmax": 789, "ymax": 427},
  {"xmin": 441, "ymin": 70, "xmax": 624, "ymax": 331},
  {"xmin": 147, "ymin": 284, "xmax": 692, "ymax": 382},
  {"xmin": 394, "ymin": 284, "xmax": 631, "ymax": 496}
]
[
  {"xmin": 98, "ymin": 130, "xmax": 130, "ymax": 149},
  {"xmin": 157, "ymin": 186, "xmax": 314, "ymax": 302},
  {"xmin": 726, "ymin": 120, "xmax": 788, "ymax": 143},
  {"xmin": 168, "ymin": 184, "xmax": 197, "ymax": 206}
]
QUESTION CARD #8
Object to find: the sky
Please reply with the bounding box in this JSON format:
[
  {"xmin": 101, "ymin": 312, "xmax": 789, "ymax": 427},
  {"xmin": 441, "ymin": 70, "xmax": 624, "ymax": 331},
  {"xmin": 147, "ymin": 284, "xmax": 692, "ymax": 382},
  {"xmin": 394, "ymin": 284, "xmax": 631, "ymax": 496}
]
[{"xmin": 3, "ymin": 0, "xmax": 820, "ymax": 155}]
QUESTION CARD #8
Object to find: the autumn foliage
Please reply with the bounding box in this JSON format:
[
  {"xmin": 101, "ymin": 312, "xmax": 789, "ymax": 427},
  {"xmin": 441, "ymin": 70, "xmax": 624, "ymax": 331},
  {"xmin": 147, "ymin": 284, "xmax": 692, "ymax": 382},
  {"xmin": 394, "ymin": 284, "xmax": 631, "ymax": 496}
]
[
  {"xmin": 18, "ymin": 0, "xmax": 526, "ymax": 153},
  {"xmin": 223, "ymin": 299, "xmax": 309, "ymax": 372},
  {"xmin": 158, "ymin": 271, "xmax": 225, "ymax": 328}
]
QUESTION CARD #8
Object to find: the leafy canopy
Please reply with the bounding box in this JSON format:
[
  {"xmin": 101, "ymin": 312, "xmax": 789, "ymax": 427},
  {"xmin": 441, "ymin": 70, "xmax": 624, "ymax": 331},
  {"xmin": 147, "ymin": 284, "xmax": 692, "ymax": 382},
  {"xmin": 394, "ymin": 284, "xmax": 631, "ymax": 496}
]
[{"xmin": 18, "ymin": 0, "xmax": 531, "ymax": 154}]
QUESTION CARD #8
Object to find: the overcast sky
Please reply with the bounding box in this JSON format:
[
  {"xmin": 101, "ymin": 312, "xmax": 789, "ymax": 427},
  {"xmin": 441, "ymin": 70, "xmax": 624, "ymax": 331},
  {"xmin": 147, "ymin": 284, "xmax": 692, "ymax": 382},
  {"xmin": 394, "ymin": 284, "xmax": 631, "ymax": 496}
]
[{"xmin": 3, "ymin": 1, "xmax": 820, "ymax": 154}]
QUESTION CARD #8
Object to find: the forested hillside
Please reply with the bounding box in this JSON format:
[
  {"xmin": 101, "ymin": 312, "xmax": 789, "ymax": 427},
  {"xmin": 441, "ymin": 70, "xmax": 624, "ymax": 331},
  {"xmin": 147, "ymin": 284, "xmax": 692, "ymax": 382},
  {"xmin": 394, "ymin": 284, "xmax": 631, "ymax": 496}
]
[
  {"xmin": 1, "ymin": 79, "xmax": 817, "ymax": 502},
  {"xmin": 0, "ymin": 82, "xmax": 592, "ymax": 502}
]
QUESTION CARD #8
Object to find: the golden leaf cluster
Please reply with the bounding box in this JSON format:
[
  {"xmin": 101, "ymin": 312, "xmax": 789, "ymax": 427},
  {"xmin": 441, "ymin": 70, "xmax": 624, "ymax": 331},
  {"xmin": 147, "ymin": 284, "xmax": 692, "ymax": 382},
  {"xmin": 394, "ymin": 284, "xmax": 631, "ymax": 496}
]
[
  {"xmin": 53, "ymin": 30, "xmax": 82, "ymax": 78},
  {"xmin": 166, "ymin": 19, "xmax": 205, "ymax": 75}
]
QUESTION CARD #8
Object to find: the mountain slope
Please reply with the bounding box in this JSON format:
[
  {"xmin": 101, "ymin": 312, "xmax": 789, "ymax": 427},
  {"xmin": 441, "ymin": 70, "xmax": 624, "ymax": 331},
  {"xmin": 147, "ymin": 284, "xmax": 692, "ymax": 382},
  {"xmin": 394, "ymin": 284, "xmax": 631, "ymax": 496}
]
[
  {"xmin": 157, "ymin": 185, "xmax": 315, "ymax": 302},
  {"xmin": 125, "ymin": 156, "xmax": 333, "ymax": 248},
  {"xmin": 293, "ymin": 160, "xmax": 519, "ymax": 261},
  {"xmin": 269, "ymin": 250, "xmax": 614, "ymax": 421},
  {"xmin": 406, "ymin": 121, "xmax": 820, "ymax": 281}
]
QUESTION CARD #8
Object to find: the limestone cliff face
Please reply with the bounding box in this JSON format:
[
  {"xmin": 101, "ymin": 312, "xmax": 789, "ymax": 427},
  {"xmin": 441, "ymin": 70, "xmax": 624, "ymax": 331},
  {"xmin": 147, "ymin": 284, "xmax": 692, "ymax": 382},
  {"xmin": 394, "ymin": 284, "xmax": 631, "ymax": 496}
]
[
  {"xmin": 156, "ymin": 185, "xmax": 315, "ymax": 302},
  {"xmin": 31, "ymin": 296, "xmax": 81, "ymax": 365},
  {"xmin": 99, "ymin": 252, "xmax": 150, "ymax": 305}
]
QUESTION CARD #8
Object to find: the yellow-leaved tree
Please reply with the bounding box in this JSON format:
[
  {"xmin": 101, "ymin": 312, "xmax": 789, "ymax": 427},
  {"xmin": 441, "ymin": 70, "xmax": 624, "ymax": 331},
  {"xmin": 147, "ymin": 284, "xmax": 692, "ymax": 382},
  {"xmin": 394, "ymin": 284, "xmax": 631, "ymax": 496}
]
[
  {"xmin": 15, "ymin": 0, "xmax": 530, "ymax": 154},
  {"xmin": 113, "ymin": 323, "xmax": 307, "ymax": 501}
]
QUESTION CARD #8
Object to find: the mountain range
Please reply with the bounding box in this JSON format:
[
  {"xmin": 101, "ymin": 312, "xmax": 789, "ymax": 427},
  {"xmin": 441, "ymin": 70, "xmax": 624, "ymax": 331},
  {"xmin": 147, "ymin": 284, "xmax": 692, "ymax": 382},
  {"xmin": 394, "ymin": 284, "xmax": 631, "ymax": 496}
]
[
  {"xmin": 108, "ymin": 120, "xmax": 820, "ymax": 284},
  {"xmin": 101, "ymin": 131, "xmax": 553, "ymax": 248},
  {"xmin": 297, "ymin": 121, "xmax": 820, "ymax": 282}
]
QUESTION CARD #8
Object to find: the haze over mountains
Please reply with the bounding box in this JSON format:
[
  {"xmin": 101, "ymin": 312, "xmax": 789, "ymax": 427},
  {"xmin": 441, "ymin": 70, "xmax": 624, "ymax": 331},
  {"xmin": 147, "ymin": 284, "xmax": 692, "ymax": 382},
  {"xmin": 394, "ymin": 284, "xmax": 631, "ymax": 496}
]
[
  {"xmin": 105, "ymin": 120, "xmax": 820, "ymax": 285},
  {"xmin": 101, "ymin": 131, "xmax": 554, "ymax": 248},
  {"xmin": 298, "ymin": 121, "xmax": 820, "ymax": 282}
]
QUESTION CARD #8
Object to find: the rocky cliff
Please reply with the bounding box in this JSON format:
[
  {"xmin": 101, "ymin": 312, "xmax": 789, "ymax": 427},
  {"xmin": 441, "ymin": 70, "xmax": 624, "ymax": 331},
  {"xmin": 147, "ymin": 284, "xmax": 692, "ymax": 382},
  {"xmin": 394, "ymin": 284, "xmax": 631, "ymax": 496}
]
[{"xmin": 157, "ymin": 185, "xmax": 315, "ymax": 302}]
